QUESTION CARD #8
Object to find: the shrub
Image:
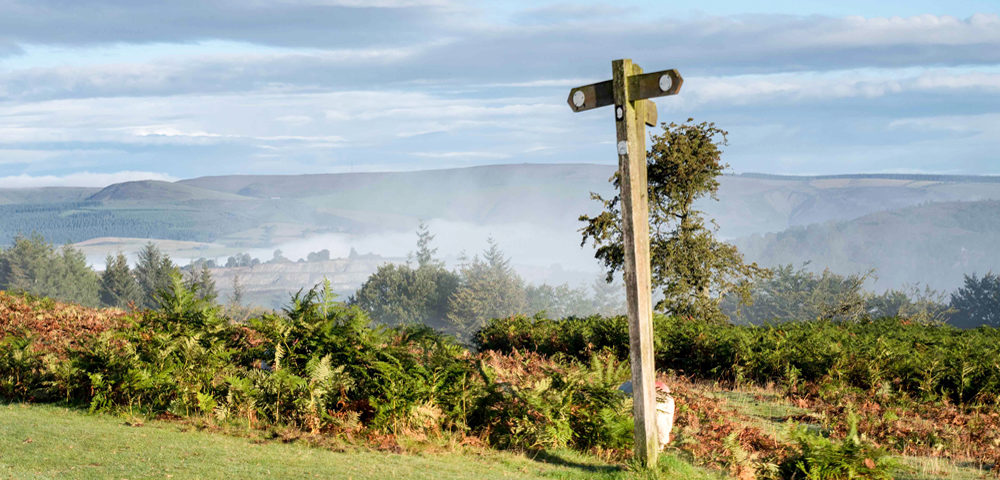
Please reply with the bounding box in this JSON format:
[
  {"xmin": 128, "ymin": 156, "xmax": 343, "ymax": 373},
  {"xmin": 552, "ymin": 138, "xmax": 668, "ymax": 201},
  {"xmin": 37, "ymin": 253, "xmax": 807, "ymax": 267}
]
[
  {"xmin": 779, "ymin": 412, "xmax": 896, "ymax": 480},
  {"xmin": 476, "ymin": 314, "xmax": 1000, "ymax": 404}
]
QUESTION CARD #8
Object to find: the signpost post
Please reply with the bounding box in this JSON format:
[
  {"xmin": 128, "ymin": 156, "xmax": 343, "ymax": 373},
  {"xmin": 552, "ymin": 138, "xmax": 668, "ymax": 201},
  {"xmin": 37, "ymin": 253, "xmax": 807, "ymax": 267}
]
[{"xmin": 567, "ymin": 59, "xmax": 682, "ymax": 467}]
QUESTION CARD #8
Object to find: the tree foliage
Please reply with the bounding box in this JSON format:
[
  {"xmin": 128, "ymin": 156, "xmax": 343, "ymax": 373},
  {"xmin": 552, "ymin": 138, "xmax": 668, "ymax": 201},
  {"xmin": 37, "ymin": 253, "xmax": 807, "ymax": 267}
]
[
  {"xmin": 949, "ymin": 272, "xmax": 1000, "ymax": 328},
  {"xmin": 722, "ymin": 264, "xmax": 871, "ymax": 323},
  {"xmin": 351, "ymin": 224, "xmax": 459, "ymax": 330},
  {"xmin": 413, "ymin": 221, "xmax": 442, "ymax": 269},
  {"xmin": 184, "ymin": 263, "xmax": 218, "ymax": 305},
  {"xmin": 225, "ymin": 252, "xmax": 260, "ymax": 268},
  {"xmin": 351, "ymin": 263, "xmax": 459, "ymax": 329},
  {"xmin": 525, "ymin": 277, "xmax": 625, "ymax": 319},
  {"xmin": 353, "ymin": 226, "xmax": 623, "ymax": 335},
  {"xmin": 447, "ymin": 238, "xmax": 526, "ymax": 338},
  {"xmin": 579, "ymin": 120, "xmax": 769, "ymax": 321},
  {"xmin": 99, "ymin": 252, "xmax": 141, "ymax": 309},
  {"xmin": 0, "ymin": 233, "xmax": 99, "ymax": 306},
  {"xmin": 722, "ymin": 264, "xmax": 954, "ymax": 325},
  {"xmin": 306, "ymin": 249, "xmax": 330, "ymax": 262},
  {"xmin": 134, "ymin": 242, "xmax": 178, "ymax": 310}
]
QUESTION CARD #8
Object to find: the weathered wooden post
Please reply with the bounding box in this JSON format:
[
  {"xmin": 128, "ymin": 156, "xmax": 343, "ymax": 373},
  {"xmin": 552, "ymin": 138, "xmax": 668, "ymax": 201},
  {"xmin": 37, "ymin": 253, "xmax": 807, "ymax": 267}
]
[{"xmin": 567, "ymin": 59, "xmax": 682, "ymax": 467}]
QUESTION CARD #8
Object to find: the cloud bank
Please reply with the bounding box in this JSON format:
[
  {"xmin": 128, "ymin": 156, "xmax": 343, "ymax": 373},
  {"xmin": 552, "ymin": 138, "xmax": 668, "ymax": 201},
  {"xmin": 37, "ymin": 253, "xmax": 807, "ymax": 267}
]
[
  {"xmin": 0, "ymin": 171, "xmax": 178, "ymax": 188},
  {"xmin": 0, "ymin": 3, "xmax": 997, "ymax": 178}
]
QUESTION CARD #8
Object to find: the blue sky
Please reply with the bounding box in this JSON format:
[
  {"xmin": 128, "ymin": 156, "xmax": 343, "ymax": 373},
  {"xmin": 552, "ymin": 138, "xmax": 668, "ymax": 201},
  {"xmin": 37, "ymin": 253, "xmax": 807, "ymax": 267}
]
[{"xmin": 0, "ymin": 0, "xmax": 998, "ymax": 187}]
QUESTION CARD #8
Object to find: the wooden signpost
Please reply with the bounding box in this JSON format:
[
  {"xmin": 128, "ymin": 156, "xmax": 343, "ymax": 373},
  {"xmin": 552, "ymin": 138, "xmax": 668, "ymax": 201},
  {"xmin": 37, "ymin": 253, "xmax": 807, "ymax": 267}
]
[{"xmin": 567, "ymin": 59, "xmax": 683, "ymax": 467}]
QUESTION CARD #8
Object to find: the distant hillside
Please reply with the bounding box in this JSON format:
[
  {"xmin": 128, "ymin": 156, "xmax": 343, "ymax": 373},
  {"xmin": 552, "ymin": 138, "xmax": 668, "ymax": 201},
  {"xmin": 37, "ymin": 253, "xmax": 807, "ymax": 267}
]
[
  {"xmin": 708, "ymin": 174, "xmax": 1000, "ymax": 238},
  {"xmin": 6, "ymin": 164, "xmax": 1000, "ymax": 293},
  {"xmin": 88, "ymin": 180, "xmax": 251, "ymax": 202},
  {"xmin": 7, "ymin": 165, "xmax": 1000, "ymax": 245},
  {"xmin": 179, "ymin": 163, "xmax": 610, "ymax": 199},
  {"xmin": 180, "ymin": 163, "xmax": 614, "ymax": 229},
  {"xmin": 0, "ymin": 187, "xmax": 98, "ymax": 205},
  {"xmin": 735, "ymin": 200, "xmax": 1000, "ymax": 291}
]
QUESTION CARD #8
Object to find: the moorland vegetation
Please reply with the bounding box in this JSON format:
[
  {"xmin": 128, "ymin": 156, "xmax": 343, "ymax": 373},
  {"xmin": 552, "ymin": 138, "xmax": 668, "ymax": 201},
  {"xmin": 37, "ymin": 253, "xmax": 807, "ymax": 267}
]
[{"xmin": 3, "ymin": 280, "xmax": 999, "ymax": 478}]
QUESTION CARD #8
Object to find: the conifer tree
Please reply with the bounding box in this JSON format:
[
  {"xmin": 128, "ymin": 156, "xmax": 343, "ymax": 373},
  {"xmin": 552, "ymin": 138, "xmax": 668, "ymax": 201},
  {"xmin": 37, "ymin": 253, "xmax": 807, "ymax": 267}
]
[
  {"xmin": 352, "ymin": 223, "xmax": 458, "ymax": 329},
  {"xmin": 134, "ymin": 242, "xmax": 177, "ymax": 309},
  {"xmin": 0, "ymin": 234, "xmax": 99, "ymax": 306},
  {"xmin": 414, "ymin": 221, "xmax": 442, "ymax": 268},
  {"xmin": 184, "ymin": 263, "xmax": 218, "ymax": 304},
  {"xmin": 100, "ymin": 252, "xmax": 141, "ymax": 308},
  {"xmin": 447, "ymin": 238, "xmax": 526, "ymax": 338},
  {"xmin": 59, "ymin": 245, "xmax": 100, "ymax": 307},
  {"xmin": 229, "ymin": 273, "xmax": 245, "ymax": 306},
  {"xmin": 0, "ymin": 233, "xmax": 57, "ymax": 295},
  {"xmin": 950, "ymin": 272, "xmax": 1000, "ymax": 327}
]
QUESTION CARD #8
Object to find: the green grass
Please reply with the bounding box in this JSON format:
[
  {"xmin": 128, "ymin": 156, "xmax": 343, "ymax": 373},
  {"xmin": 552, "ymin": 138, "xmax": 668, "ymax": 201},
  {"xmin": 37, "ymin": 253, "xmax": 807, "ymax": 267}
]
[
  {"xmin": 894, "ymin": 455, "xmax": 993, "ymax": 480},
  {"xmin": 0, "ymin": 404, "xmax": 719, "ymax": 480}
]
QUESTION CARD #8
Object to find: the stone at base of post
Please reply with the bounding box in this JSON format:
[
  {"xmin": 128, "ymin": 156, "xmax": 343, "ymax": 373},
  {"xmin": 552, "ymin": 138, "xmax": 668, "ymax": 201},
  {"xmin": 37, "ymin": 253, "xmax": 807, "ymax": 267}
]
[
  {"xmin": 655, "ymin": 381, "xmax": 675, "ymax": 451},
  {"xmin": 622, "ymin": 380, "xmax": 676, "ymax": 453}
]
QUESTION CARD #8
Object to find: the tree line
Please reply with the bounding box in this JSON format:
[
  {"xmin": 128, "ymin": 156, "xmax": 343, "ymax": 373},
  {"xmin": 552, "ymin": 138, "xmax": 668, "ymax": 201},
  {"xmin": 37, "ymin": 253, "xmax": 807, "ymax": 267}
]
[
  {"xmin": 349, "ymin": 223, "xmax": 624, "ymax": 340},
  {"xmin": 0, "ymin": 234, "xmax": 216, "ymax": 310},
  {"xmin": 2, "ymin": 229, "xmax": 999, "ymax": 330}
]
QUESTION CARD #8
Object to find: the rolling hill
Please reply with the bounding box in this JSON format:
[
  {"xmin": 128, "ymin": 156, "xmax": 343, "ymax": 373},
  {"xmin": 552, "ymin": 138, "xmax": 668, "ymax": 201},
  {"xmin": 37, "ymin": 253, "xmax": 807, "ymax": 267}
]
[
  {"xmin": 87, "ymin": 180, "xmax": 252, "ymax": 202},
  {"xmin": 4, "ymin": 163, "xmax": 1000, "ymax": 293},
  {"xmin": 735, "ymin": 199, "xmax": 1000, "ymax": 292}
]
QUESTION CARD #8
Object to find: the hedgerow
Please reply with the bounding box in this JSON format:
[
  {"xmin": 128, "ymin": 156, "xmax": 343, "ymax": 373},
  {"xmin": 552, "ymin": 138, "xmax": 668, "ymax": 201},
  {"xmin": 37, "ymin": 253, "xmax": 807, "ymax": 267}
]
[{"xmin": 476, "ymin": 314, "xmax": 1000, "ymax": 405}]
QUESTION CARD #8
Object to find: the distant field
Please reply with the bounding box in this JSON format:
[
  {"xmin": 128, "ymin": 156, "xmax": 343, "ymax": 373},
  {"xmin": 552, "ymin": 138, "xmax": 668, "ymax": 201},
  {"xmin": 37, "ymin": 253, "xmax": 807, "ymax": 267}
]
[
  {"xmin": 72, "ymin": 237, "xmax": 227, "ymax": 262},
  {"xmin": 0, "ymin": 404, "xmax": 718, "ymax": 480}
]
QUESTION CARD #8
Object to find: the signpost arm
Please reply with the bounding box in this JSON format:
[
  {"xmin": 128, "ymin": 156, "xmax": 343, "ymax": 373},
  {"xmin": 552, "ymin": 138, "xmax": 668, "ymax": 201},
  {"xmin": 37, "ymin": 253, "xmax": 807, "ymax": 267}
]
[{"xmin": 612, "ymin": 58, "xmax": 658, "ymax": 467}]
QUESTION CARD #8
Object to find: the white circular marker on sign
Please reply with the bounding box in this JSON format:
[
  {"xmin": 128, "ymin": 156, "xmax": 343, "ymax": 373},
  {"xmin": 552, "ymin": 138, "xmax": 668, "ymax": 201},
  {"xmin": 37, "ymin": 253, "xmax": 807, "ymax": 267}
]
[
  {"xmin": 572, "ymin": 90, "xmax": 585, "ymax": 108},
  {"xmin": 617, "ymin": 141, "xmax": 628, "ymax": 155},
  {"xmin": 659, "ymin": 74, "xmax": 672, "ymax": 92}
]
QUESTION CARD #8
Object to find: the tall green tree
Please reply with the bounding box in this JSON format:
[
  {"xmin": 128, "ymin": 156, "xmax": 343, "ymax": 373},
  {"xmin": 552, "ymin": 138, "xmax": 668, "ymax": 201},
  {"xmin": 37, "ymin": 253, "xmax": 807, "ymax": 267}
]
[
  {"xmin": 949, "ymin": 272, "xmax": 1000, "ymax": 328},
  {"xmin": 229, "ymin": 273, "xmax": 245, "ymax": 306},
  {"xmin": 56, "ymin": 245, "xmax": 100, "ymax": 306},
  {"xmin": 100, "ymin": 252, "xmax": 142, "ymax": 308},
  {"xmin": 184, "ymin": 263, "xmax": 218, "ymax": 304},
  {"xmin": 413, "ymin": 221, "xmax": 442, "ymax": 268},
  {"xmin": 525, "ymin": 283, "xmax": 591, "ymax": 319},
  {"xmin": 134, "ymin": 242, "xmax": 178, "ymax": 309},
  {"xmin": 721, "ymin": 264, "xmax": 871, "ymax": 324},
  {"xmin": 447, "ymin": 238, "xmax": 526, "ymax": 338},
  {"xmin": 579, "ymin": 120, "xmax": 769, "ymax": 321},
  {"xmin": 0, "ymin": 233, "xmax": 57, "ymax": 295},
  {"xmin": 352, "ymin": 263, "xmax": 459, "ymax": 329},
  {"xmin": 0, "ymin": 233, "xmax": 99, "ymax": 306},
  {"xmin": 351, "ymin": 223, "xmax": 458, "ymax": 329}
]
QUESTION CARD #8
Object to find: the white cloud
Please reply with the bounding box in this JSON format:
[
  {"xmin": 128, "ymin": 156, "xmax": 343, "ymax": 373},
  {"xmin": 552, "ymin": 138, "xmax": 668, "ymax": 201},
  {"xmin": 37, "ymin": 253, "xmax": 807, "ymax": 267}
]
[
  {"xmin": 0, "ymin": 171, "xmax": 178, "ymax": 188},
  {"xmin": 0, "ymin": 8, "xmax": 998, "ymax": 178},
  {"xmin": 0, "ymin": 88, "xmax": 559, "ymax": 151},
  {"xmin": 888, "ymin": 113, "xmax": 1000, "ymax": 136},
  {"xmin": 672, "ymin": 68, "xmax": 1000, "ymax": 108}
]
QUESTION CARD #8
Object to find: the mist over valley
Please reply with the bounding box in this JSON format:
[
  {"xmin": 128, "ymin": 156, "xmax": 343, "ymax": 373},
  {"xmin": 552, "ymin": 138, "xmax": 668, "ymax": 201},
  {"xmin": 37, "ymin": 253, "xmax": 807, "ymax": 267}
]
[{"xmin": 3, "ymin": 163, "xmax": 1000, "ymax": 308}]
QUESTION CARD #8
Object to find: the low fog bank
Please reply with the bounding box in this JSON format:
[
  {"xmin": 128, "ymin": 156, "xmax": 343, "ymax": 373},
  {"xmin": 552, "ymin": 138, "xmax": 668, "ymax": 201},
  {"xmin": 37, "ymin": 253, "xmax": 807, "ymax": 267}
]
[
  {"xmin": 80, "ymin": 218, "xmax": 610, "ymax": 311},
  {"xmin": 63, "ymin": 167, "xmax": 1000, "ymax": 311},
  {"xmin": 242, "ymin": 219, "xmax": 602, "ymax": 286}
]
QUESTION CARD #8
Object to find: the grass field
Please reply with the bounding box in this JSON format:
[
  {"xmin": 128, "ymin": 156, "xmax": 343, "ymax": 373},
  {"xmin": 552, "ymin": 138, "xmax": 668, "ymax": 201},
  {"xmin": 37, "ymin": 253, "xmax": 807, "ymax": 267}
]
[{"xmin": 0, "ymin": 404, "xmax": 720, "ymax": 480}]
